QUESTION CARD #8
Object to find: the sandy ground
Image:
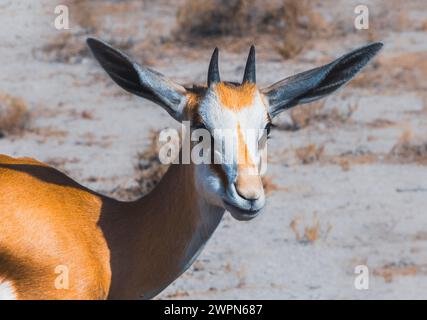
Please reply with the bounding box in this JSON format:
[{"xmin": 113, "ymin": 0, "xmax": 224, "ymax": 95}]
[{"xmin": 1, "ymin": 0, "xmax": 427, "ymax": 299}]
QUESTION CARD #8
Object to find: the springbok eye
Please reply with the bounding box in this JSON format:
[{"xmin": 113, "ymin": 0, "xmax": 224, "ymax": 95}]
[
  {"xmin": 265, "ymin": 123, "xmax": 272, "ymax": 139},
  {"xmin": 258, "ymin": 123, "xmax": 272, "ymax": 150},
  {"xmin": 193, "ymin": 122, "xmax": 207, "ymax": 130}
]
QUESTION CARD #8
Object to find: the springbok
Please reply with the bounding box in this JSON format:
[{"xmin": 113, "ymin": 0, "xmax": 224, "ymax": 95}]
[{"xmin": 0, "ymin": 38, "xmax": 382, "ymax": 300}]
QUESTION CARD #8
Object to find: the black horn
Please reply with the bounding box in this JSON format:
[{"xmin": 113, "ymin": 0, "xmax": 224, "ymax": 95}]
[
  {"xmin": 208, "ymin": 47, "xmax": 220, "ymax": 86},
  {"xmin": 242, "ymin": 45, "xmax": 256, "ymax": 84}
]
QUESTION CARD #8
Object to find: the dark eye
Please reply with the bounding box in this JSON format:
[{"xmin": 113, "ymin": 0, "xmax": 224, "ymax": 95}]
[
  {"xmin": 265, "ymin": 123, "xmax": 272, "ymax": 138},
  {"xmin": 193, "ymin": 122, "xmax": 207, "ymax": 130}
]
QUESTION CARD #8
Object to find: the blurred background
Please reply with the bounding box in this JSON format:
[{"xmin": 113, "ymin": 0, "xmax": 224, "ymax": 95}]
[{"xmin": 0, "ymin": 0, "xmax": 427, "ymax": 299}]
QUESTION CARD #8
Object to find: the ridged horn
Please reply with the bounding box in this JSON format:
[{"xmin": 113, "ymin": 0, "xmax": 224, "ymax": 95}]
[
  {"xmin": 242, "ymin": 45, "xmax": 256, "ymax": 84},
  {"xmin": 208, "ymin": 47, "xmax": 220, "ymax": 86}
]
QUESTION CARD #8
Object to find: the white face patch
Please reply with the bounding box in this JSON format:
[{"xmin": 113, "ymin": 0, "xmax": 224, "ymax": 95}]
[
  {"xmin": 0, "ymin": 278, "xmax": 17, "ymax": 300},
  {"xmin": 195, "ymin": 85, "xmax": 268, "ymax": 203}
]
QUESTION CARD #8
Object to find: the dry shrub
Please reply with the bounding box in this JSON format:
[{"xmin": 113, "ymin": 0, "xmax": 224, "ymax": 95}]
[
  {"xmin": 45, "ymin": 157, "xmax": 79, "ymax": 176},
  {"xmin": 272, "ymin": 0, "xmax": 328, "ymax": 59},
  {"xmin": 336, "ymin": 158, "xmax": 351, "ymax": 172},
  {"xmin": 27, "ymin": 127, "xmax": 68, "ymax": 139},
  {"xmin": 0, "ymin": 93, "xmax": 30, "ymax": 136},
  {"xmin": 370, "ymin": 0, "xmax": 417, "ymax": 33},
  {"xmin": 38, "ymin": 32, "xmax": 89, "ymax": 64},
  {"xmin": 38, "ymin": 31, "xmax": 135, "ymax": 64},
  {"xmin": 277, "ymin": 100, "xmax": 358, "ymax": 131},
  {"xmin": 162, "ymin": 290, "xmax": 190, "ymax": 299},
  {"xmin": 284, "ymin": 101, "xmax": 325, "ymax": 130},
  {"xmin": 107, "ymin": 129, "xmax": 170, "ymax": 200},
  {"xmin": 176, "ymin": 0, "xmax": 259, "ymax": 38},
  {"xmin": 381, "ymin": 52, "xmax": 427, "ymax": 91},
  {"xmin": 351, "ymin": 51, "xmax": 427, "ymax": 91},
  {"xmin": 373, "ymin": 261, "xmax": 420, "ymax": 283},
  {"xmin": 38, "ymin": 0, "xmax": 142, "ymax": 64},
  {"xmin": 295, "ymin": 144, "xmax": 324, "ymax": 164},
  {"xmin": 262, "ymin": 175, "xmax": 283, "ymax": 195},
  {"xmin": 175, "ymin": 0, "xmax": 327, "ymax": 58},
  {"xmin": 389, "ymin": 128, "xmax": 427, "ymax": 165},
  {"xmin": 67, "ymin": 0, "xmax": 142, "ymax": 32},
  {"xmin": 36, "ymin": 0, "xmax": 95, "ymax": 63},
  {"xmin": 135, "ymin": 129, "xmax": 171, "ymax": 195},
  {"xmin": 330, "ymin": 154, "xmax": 378, "ymax": 172},
  {"xmin": 290, "ymin": 212, "xmax": 331, "ymax": 244},
  {"xmin": 366, "ymin": 119, "xmax": 397, "ymax": 129},
  {"xmin": 67, "ymin": 0, "xmax": 99, "ymax": 32}
]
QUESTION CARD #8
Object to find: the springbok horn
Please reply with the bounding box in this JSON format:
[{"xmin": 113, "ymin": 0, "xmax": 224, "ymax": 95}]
[
  {"xmin": 208, "ymin": 47, "xmax": 220, "ymax": 86},
  {"xmin": 242, "ymin": 45, "xmax": 256, "ymax": 84}
]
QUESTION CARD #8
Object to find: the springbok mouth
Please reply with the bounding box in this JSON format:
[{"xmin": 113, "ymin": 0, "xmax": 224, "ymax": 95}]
[{"xmin": 223, "ymin": 200, "xmax": 262, "ymax": 221}]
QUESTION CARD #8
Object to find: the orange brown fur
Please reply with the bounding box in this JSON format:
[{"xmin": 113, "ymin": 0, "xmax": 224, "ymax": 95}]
[
  {"xmin": 235, "ymin": 123, "xmax": 262, "ymax": 198},
  {"xmin": 0, "ymin": 155, "xmax": 111, "ymax": 299},
  {"xmin": 214, "ymin": 82, "xmax": 256, "ymax": 111},
  {"xmin": 0, "ymin": 153, "xmax": 217, "ymax": 300},
  {"xmin": 236, "ymin": 122, "xmax": 256, "ymax": 170},
  {"xmin": 185, "ymin": 92, "xmax": 200, "ymax": 118},
  {"xmin": 184, "ymin": 87, "xmax": 206, "ymax": 124}
]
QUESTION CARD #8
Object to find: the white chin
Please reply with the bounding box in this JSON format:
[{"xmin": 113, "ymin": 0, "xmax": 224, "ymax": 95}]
[{"xmin": 224, "ymin": 201, "xmax": 263, "ymax": 221}]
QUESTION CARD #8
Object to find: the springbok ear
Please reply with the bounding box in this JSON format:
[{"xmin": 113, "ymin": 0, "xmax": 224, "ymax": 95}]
[
  {"xmin": 87, "ymin": 38, "xmax": 187, "ymax": 121},
  {"xmin": 262, "ymin": 42, "xmax": 383, "ymax": 117}
]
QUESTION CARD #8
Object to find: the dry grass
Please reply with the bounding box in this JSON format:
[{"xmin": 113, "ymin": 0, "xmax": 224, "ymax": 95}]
[
  {"xmin": 370, "ymin": 0, "xmax": 419, "ymax": 33},
  {"xmin": 135, "ymin": 129, "xmax": 171, "ymax": 195},
  {"xmin": 389, "ymin": 128, "xmax": 427, "ymax": 165},
  {"xmin": 27, "ymin": 127, "xmax": 68, "ymax": 140},
  {"xmin": 285, "ymin": 101, "xmax": 325, "ymax": 130},
  {"xmin": 295, "ymin": 144, "xmax": 324, "ymax": 164},
  {"xmin": 38, "ymin": 31, "xmax": 135, "ymax": 64},
  {"xmin": 290, "ymin": 212, "xmax": 332, "ymax": 243},
  {"xmin": 373, "ymin": 261, "xmax": 422, "ymax": 283},
  {"xmin": 115, "ymin": 129, "xmax": 171, "ymax": 200},
  {"xmin": 45, "ymin": 157, "xmax": 80, "ymax": 176},
  {"xmin": 351, "ymin": 51, "xmax": 427, "ymax": 91},
  {"xmin": 38, "ymin": 32, "xmax": 89, "ymax": 64},
  {"xmin": 176, "ymin": 0, "xmax": 259, "ymax": 38},
  {"xmin": 162, "ymin": 290, "xmax": 190, "ymax": 299},
  {"xmin": 0, "ymin": 93, "xmax": 30, "ymax": 136},
  {"xmin": 38, "ymin": 0, "xmax": 147, "ymax": 64},
  {"xmin": 175, "ymin": 0, "xmax": 327, "ymax": 58},
  {"xmin": 107, "ymin": 129, "xmax": 170, "ymax": 200},
  {"xmin": 278, "ymin": 100, "xmax": 358, "ymax": 131},
  {"xmin": 272, "ymin": 0, "xmax": 328, "ymax": 59},
  {"xmin": 67, "ymin": 0, "xmax": 143, "ymax": 32},
  {"xmin": 330, "ymin": 154, "xmax": 378, "ymax": 172},
  {"xmin": 262, "ymin": 175, "xmax": 284, "ymax": 195}
]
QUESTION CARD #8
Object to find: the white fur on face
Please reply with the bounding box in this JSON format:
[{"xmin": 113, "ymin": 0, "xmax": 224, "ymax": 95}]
[{"xmin": 195, "ymin": 86, "xmax": 268, "ymax": 205}]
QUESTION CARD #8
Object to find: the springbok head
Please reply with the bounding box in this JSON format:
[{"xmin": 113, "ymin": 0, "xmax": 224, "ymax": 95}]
[{"xmin": 87, "ymin": 38, "xmax": 382, "ymax": 221}]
